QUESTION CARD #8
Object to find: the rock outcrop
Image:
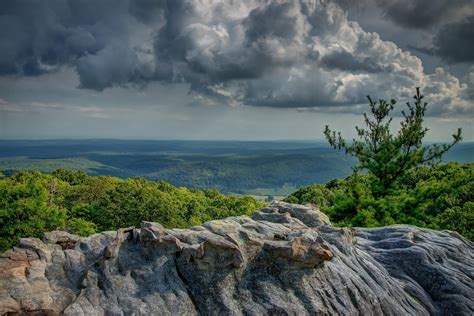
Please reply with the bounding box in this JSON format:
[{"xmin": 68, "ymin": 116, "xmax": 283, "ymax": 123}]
[{"xmin": 0, "ymin": 202, "xmax": 473, "ymax": 315}]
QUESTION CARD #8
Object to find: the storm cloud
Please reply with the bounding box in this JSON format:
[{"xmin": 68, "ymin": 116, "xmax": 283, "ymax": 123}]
[
  {"xmin": 320, "ymin": 49, "xmax": 385, "ymax": 73},
  {"xmin": 374, "ymin": 0, "xmax": 473, "ymax": 29},
  {"xmin": 0, "ymin": 0, "xmax": 472, "ymax": 116},
  {"xmin": 335, "ymin": 0, "xmax": 474, "ymax": 29},
  {"xmin": 0, "ymin": 0, "xmax": 134, "ymax": 76},
  {"xmin": 433, "ymin": 17, "xmax": 474, "ymax": 63}
]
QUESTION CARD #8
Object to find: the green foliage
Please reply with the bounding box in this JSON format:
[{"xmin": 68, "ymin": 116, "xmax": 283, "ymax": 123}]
[
  {"xmin": 285, "ymin": 162, "xmax": 474, "ymax": 240},
  {"xmin": 0, "ymin": 157, "xmax": 112, "ymax": 174},
  {"xmin": 0, "ymin": 170, "xmax": 264, "ymax": 252},
  {"xmin": 52, "ymin": 168, "xmax": 87, "ymax": 185},
  {"xmin": 324, "ymin": 88, "xmax": 461, "ymax": 196},
  {"xmin": 65, "ymin": 218, "xmax": 97, "ymax": 236},
  {"xmin": 318, "ymin": 89, "xmax": 470, "ymax": 239},
  {"xmin": 0, "ymin": 171, "xmax": 67, "ymax": 250},
  {"xmin": 433, "ymin": 202, "xmax": 473, "ymax": 240}
]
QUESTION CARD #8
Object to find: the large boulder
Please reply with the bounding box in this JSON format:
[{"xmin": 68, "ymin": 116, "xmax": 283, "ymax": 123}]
[{"xmin": 0, "ymin": 202, "xmax": 472, "ymax": 315}]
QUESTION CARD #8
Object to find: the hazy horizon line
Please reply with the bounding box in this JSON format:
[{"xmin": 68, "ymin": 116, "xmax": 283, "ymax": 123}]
[{"xmin": 0, "ymin": 138, "xmax": 473, "ymax": 144}]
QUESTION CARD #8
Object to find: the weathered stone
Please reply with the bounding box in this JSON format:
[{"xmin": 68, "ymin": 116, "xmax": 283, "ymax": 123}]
[
  {"xmin": 0, "ymin": 202, "xmax": 472, "ymax": 315},
  {"xmin": 258, "ymin": 202, "xmax": 331, "ymax": 227},
  {"xmin": 43, "ymin": 231, "xmax": 80, "ymax": 250}
]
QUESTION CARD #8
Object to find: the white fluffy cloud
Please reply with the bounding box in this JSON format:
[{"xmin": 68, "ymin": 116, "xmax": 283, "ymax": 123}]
[
  {"xmin": 143, "ymin": 0, "xmax": 470, "ymax": 116},
  {"xmin": 424, "ymin": 68, "xmax": 472, "ymax": 116}
]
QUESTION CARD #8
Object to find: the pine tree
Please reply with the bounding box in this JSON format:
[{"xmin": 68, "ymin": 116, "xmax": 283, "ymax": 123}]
[{"xmin": 324, "ymin": 88, "xmax": 462, "ymax": 196}]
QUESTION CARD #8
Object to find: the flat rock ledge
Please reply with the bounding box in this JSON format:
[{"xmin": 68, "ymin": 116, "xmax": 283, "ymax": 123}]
[{"xmin": 0, "ymin": 202, "xmax": 473, "ymax": 315}]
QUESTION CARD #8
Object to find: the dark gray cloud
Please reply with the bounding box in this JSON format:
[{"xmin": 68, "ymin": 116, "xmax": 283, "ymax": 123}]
[
  {"xmin": 0, "ymin": 0, "xmax": 472, "ymax": 116},
  {"xmin": 375, "ymin": 0, "xmax": 473, "ymax": 29},
  {"xmin": 320, "ymin": 50, "xmax": 384, "ymax": 73},
  {"xmin": 336, "ymin": 0, "xmax": 474, "ymax": 29},
  {"xmin": 76, "ymin": 43, "xmax": 143, "ymax": 90},
  {"xmin": 410, "ymin": 16, "xmax": 474, "ymax": 65},
  {"xmin": 129, "ymin": 0, "xmax": 165, "ymax": 25},
  {"xmin": 0, "ymin": 0, "xmax": 130, "ymax": 77},
  {"xmin": 433, "ymin": 17, "xmax": 474, "ymax": 63}
]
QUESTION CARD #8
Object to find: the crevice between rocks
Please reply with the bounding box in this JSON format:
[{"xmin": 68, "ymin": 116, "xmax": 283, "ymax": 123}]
[{"xmin": 173, "ymin": 252, "xmax": 202, "ymax": 316}]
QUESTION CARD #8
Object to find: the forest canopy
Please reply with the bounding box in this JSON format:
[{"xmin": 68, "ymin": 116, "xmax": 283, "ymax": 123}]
[
  {"xmin": 285, "ymin": 162, "xmax": 473, "ymax": 240},
  {"xmin": 1, "ymin": 161, "xmax": 472, "ymax": 252},
  {"xmin": 0, "ymin": 169, "xmax": 264, "ymax": 251}
]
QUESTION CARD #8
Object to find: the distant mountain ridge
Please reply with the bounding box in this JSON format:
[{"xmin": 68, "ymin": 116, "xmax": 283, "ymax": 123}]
[{"xmin": 0, "ymin": 140, "xmax": 471, "ymax": 195}]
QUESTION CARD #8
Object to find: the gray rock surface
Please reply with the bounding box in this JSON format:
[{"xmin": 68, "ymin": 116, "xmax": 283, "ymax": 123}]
[{"xmin": 0, "ymin": 202, "xmax": 473, "ymax": 315}]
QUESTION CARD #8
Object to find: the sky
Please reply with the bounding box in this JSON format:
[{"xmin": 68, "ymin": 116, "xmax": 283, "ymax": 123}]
[{"xmin": 0, "ymin": 0, "xmax": 473, "ymax": 141}]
